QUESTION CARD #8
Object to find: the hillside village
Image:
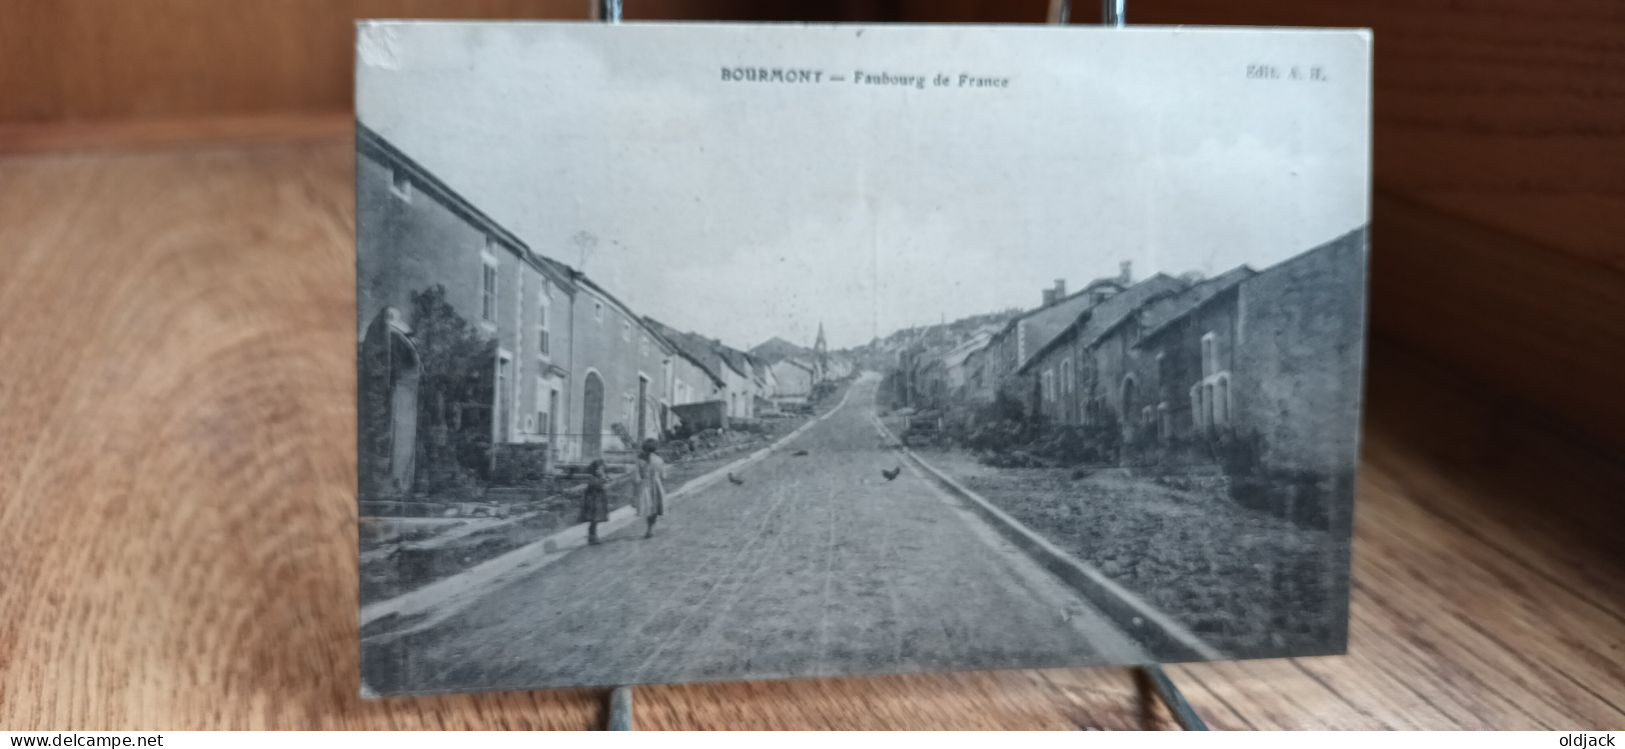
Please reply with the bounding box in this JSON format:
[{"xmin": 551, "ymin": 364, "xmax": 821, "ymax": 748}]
[{"xmin": 357, "ymin": 124, "xmax": 854, "ymax": 508}]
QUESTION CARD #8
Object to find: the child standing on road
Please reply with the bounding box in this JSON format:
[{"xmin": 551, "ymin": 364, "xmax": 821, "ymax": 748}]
[
  {"xmin": 633, "ymin": 439, "xmax": 666, "ymax": 539},
  {"xmin": 580, "ymin": 459, "xmax": 610, "ymax": 545}
]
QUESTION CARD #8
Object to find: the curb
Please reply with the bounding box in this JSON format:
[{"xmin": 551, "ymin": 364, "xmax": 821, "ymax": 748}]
[
  {"xmin": 359, "ymin": 375, "xmax": 865, "ymax": 638},
  {"xmin": 873, "ymin": 415, "xmax": 1224, "ymax": 663}
]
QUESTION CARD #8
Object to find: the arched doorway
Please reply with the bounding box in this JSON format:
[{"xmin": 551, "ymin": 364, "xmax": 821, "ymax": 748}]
[
  {"xmin": 582, "ymin": 371, "xmax": 605, "ymax": 460},
  {"xmin": 360, "ymin": 307, "xmax": 420, "ymax": 498}
]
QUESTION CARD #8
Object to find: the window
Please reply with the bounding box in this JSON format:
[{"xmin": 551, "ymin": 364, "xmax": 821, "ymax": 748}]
[
  {"xmin": 536, "ymin": 298, "xmax": 550, "ymax": 356},
  {"xmin": 1195, "ymin": 332, "xmax": 1232, "ymax": 431},
  {"xmin": 389, "ymin": 169, "xmax": 412, "ymax": 201},
  {"xmin": 1041, "ymin": 368, "xmax": 1055, "ymax": 403},
  {"xmin": 481, "ymin": 261, "xmax": 498, "ymax": 323},
  {"xmin": 1059, "ymin": 357, "xmax": 1073, "ymax": 397},
  {"xmin": 1121, "ymin": 376, "xmax": 1137, "ymax": 420},
  {"xmin": 622, "ymin": 320, "xmax": 631, "ymax": 342},
  {"xmin": 1158, "ymin": 403, "xmax": 1171, "ymax": 440},
  {"xmin": 1204, "ymin": 382, "xmax": 1216, "ymax": 429},
  {"xmin": 495, "ymin": 354, "xmax": 512, "ymax": 442},
  {"xmin": 1190, "ymin": 385, "xmax": 1203, "ymax": 429},
  {"xmin": 640, "ymin": 336, "xmax": 648, "ymax": 357},
  {"xmin": 594, "ymin": 300, "xmax": 604, "ymax": 323}
]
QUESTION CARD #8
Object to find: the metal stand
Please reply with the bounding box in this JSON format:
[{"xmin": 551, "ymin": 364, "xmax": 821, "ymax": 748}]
[
  {"xmin": 605, "ymin": 686, "xmax": 634, "ymax": 730},
  {"xmin": 1135, "ymin": 665, "xmax": 1208, "ymax": 730},
  {"xmin": 598, "ymin": 0, "xmax": 1207, "ymax": 731}
]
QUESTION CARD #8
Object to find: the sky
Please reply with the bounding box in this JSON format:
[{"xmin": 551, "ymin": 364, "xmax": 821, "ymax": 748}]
[{"xmin": 358, "ymin": 22, "xmax": 1371, "ymax": 351}]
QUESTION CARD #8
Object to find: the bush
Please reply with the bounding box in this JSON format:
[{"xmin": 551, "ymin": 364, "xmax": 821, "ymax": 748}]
[
  {"xmin": 962, "ymin": 419, "xmax": 1032, "ymax": 453},
  {"xmin": 1027, "ymin": 413, "xmax": 1121, "ymax": 466},
  {"xmin": 407, "ymin": 285, "xmax": 498, "ymax": 493}
]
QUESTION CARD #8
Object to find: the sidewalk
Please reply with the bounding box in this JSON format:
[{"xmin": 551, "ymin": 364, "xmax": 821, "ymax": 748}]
[
  {"xmin": 359, "ymin": 377, "xmax": 863, "ymax": 644},
  {"xmin": 906, "ymin": 444, "xmax": 1341, "ymax": 656}
]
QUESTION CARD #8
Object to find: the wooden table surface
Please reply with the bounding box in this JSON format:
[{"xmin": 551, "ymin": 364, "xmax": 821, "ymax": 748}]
[{"xmin": 1, "ymin": 134, "xmax": 1621, "ymax": 730}]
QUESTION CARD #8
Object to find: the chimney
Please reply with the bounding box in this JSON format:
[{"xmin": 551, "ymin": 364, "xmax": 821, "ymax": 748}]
[
  {"xmin": 1042, "ymin": 279, "xmax": 1067, "ymax": 307},
  {"xmin": 1119, "ymin": 261, "xmax": 1133, "ymax": 285}
]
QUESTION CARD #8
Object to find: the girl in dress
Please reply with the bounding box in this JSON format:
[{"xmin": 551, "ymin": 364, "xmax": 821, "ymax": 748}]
[
  {"xmin": 579, "ymin": 459, "xmax": 609, "ymax": 545},
  {"xmin": 632, "ymin": 439, "xmax": 666, "ymax": 539}
]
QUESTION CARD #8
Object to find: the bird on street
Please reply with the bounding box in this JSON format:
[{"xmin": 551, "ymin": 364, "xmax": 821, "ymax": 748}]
[
  {"xmin": 882, "ymin": 464, "xmax": 902, "ymax": 481},
  {"xmin": 792, "ymin": 449, "xmax": 809, "ymax": 457},
  {"xmin": 728, "ymin": 472, "xmax": 744, "ymax": 485}
]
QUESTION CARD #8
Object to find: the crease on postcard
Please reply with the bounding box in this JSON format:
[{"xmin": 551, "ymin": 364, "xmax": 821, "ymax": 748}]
[{"xmin": 358, "ymin": 23, "xmax": 403, "ymax": 70}]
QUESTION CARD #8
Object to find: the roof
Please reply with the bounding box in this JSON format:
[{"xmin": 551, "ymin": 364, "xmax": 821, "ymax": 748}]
[
  {"xmin": 750, "ymin": 336, "xmax": 813, "ymax": 364},
  {"xmin": 1017, "ymin": 274, "xmax": 1186, "ymax": 374},
  {"xmin": 714, "ymin": 345, "xmax": 753, "ymax": 378},
  {"xmin": 774, "ymin": 357, "xmax": 815, "ymax": 373},
  {"xmin": 1133, "ymin": 267, "xmax": 1257, "ymax": 347},
  {"xmin": 363, "ymin": 123, "xmax": 722, "ymax": 379},
  {"xmin": 942, "ymin": 332, "xmax": 994, "ymax": 369},
  {"xmin": 746, "ymin": 353, "xmax": 774, "ymax": 381},
  {"xmin": 642, "ymin": 318, "xmax": 727, "ymax": 388},
  {"xmin": 995, "ymin": 274, "xmax": 1129, "ymax": 367},
  {"xmin": 357, "ymin": 122, "xmax": 578, "ymax": 294}
]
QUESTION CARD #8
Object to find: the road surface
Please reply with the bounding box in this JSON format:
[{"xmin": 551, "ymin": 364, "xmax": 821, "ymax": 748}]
[{"xmin": 374, "ymin": 374, "xmax": 1143, "ymax": 693}]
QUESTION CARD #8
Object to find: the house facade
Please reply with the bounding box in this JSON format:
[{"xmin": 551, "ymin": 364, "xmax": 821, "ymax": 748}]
[
  {"xmin": 972, "ymin": 272, "xmax": 1130, "ymax": 418},
  {"xmin": 567, "ymin": 279, "xmax": 680, "ymax": 459},
  {"xmin": 357, "ymin": 125, "xmax": 577, "ymax": 495},
  {"xmin": 715, "ymin": 346, "xmax": 759, "ymax": 420},
  {"xmin": 1227, "ymin": 228, "xmax": 1367, "ymax": 476},
  {"xmin": 770, "ymin": 358, "xmax": 817, "ymax": 405},
  {"xmin": 942, "ymin": 331, "xmax": 993, "ymax": 398},
  {"xmin": 1020, "ymin": 274, "xmax": 1186, "ymax": 429},
  {"xmin": 363, "ymin": 125, "xmax": 747, "ymax": 494}
]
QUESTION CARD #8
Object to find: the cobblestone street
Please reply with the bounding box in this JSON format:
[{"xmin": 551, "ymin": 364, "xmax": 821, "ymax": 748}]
[{"xmin": 369, "ymin": 375, "xmax": 1145, "ymax": 693}]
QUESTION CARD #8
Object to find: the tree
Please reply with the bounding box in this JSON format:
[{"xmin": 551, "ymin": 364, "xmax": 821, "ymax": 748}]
[{"xmin": 408, "ymin": 285, "xmax": 497, "ymax": 492}]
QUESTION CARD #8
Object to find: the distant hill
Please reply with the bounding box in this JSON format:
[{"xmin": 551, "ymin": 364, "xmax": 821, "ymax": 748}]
[
  {"xmin": 836, "ymin": 309, "xmax": 1022, "ymax": 372},
  {"xmin": 750, "ymin": 336, "xmax": 814, "ymax": 364}
]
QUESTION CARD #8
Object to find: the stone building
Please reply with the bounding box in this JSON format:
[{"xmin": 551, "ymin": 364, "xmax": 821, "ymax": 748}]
[
  {"xmin": 769, "ymin": 358, "xmax": 818, "ymax": 406},
  {"xmin": 1226, "ymin": 228, "xmax": 1367, "ymax": 477},
  {"xmin": 1018, "ymin": 274, "xmax": 1187, "ymax": 429},
  {"xmin": 978, "ymin": 268, "xmax": 1132, "ymax": 417},
  {"xmin": 357, "ymin": 124, "xmax": 576, "ymax": 495},
  {"xmin": 567, "ymin": 277, "xmax": 680, "ymax": 460},
  {"xmin": 359, "ymin": 124, "xmax": 729, "ymax": 496}
]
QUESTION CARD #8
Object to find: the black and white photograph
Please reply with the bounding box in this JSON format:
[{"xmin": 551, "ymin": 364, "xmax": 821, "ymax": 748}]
[{"xmin": 355, "ymin": 21, "xmax": 1372, "ymax": 696}]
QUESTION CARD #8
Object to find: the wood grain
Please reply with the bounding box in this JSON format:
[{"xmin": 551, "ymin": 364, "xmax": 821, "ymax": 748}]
[
  {"xmin": 0, "ymin": 135, "xmax": 1619, "ymax": 729},
  {"xmin": 0, "ymin": 0, "xmax": 590, "ymax": 125}
]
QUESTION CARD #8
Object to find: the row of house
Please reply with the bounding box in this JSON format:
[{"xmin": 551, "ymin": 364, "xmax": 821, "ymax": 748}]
[
  {"xmin": 358, "ymin": 124, "xmax": 831, "ymax": 498},
  {"xmin": 896, "ymin": 228, "xmax": 1367, "ymax": 478}
]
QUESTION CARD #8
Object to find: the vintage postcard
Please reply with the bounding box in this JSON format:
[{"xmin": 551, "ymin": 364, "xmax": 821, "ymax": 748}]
[{"xmin": 356, "ymin": 21, "xmax": 1371, "ymax": 695}]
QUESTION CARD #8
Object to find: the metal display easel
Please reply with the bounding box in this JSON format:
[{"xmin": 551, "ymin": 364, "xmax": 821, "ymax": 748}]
[{"xmin": 597, "ymin": 0, "xmax": 1208, "ymax": 730}]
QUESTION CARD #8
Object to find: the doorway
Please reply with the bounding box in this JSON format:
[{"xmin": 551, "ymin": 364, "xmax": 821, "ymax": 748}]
[{"xmin": 583, "ymin": 372, "xmax": 604, "ymax": 460}]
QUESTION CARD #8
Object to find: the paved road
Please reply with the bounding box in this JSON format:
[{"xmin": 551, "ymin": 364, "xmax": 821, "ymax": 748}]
[{"xmin": 379, "ymin": 374, "xmax": 1143, "ymax": 693}]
